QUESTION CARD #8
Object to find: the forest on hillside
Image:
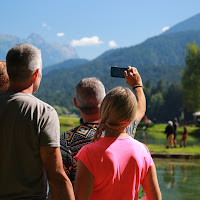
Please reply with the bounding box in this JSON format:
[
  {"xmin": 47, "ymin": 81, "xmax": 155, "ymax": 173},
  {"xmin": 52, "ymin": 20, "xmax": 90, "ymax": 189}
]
[
  {"xmin": 37, "ymin": 41, "xmax": 200, "ymax": 123},
  {"xmin": 36, "ymin": 66, "xmax": 185, "ymax": 123},
  {"xmin": 35, "ymin": 31, "xmax": 200, "ymax": 123}
]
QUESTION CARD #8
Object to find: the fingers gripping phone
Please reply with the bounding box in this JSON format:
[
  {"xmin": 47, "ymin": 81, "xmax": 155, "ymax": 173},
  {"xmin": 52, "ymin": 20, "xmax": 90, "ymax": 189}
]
[{"xmin": 110, "ymin": 67, "xmax": 127, "ymax": 78}]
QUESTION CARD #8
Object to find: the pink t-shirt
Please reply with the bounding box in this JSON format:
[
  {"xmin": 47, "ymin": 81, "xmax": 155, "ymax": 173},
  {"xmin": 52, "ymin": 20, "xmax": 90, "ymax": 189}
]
[{"xmin": 76, "ymin": 136, "xmax": 153, "ymax": 200}]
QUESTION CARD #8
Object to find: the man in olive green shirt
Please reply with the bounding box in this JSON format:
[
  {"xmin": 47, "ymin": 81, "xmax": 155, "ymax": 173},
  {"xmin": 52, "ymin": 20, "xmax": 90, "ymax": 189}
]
[{"xmin": 0, "ymin": 43, "xmax": 74, "ymax": 200}]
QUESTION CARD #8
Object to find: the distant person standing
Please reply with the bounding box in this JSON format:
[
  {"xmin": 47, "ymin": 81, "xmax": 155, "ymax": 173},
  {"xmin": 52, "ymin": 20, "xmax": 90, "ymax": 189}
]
[
  {"xmin": 173, "ymin": 118, "xmax": 179, "ymax": 148},
  {"xmin": 180, "ymin": 126, "xmax": 188, "ymax": 147},
  {"xmin": 165, "ymin": 121, "xmax": 174, "ymax": 148},
  {"xmin": 0, "ymin": 43, "xmax": 74, "ymax": 200},
  {"xmin": 0, "ymin": 60, "xmax": 9, "ymax": 93}
]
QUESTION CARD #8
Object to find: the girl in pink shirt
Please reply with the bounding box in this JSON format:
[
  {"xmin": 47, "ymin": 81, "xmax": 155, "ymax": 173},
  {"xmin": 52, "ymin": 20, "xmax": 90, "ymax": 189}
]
[{"xmin": 75, "ymin": 67, "xmax": 162, "ymax": 200}]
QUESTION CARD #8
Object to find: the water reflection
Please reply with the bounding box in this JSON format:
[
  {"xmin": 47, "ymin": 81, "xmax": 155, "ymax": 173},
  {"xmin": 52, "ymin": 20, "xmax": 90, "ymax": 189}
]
[
  {"xmin": 154, "ymin": 159, "xmax": 200, "ymax": 200},
  {"xmin": 163, "ymin": 164, "xmax": 176, "ymax": 190}
]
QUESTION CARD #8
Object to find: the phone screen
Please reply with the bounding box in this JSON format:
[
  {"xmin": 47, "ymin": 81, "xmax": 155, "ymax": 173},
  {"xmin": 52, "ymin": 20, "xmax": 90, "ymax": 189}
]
[{"xmin": 110, "ymin": 67, "xmax": 127, "ymax": 78}]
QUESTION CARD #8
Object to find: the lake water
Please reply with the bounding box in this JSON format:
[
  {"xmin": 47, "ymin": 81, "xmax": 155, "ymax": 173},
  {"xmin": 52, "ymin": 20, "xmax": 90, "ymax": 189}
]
[
  {"xmin": 135, "ymin": 131, "xmax": 200, "ymax": 199},
  {"xmin": 154, "ymin": 158, "xmax": 200, "ymax": 200}
]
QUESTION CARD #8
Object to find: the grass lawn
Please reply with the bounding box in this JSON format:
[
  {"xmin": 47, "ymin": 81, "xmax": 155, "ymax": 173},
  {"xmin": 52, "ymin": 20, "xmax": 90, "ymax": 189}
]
[
  {"xmin": 146, "ymin": 144, "xmax": 200, "ymax": 155},
  {"xmin": 138, "ymin": 123, "xmax": 199, "ymax": 143},
  {"xmin": 59, "ymin": 115, "xmax": 80, "ymax": 134},
  {"xmin": 137, "ymin": 123, "xmax": 200, "ymax": 155}
]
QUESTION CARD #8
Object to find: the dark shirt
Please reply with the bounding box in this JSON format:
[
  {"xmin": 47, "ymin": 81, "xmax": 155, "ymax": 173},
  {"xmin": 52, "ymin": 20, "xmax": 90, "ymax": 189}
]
[
  {"xmin": 60, "ymin": 123, "xmax": 98, "ymax": 183},
  {"xmin": 165, "ymin": 125, "xmax": 174, "ymax": 137},
  {"xmin": 173, "ymin": 122, "xmax": 178, "ymax": 135}
]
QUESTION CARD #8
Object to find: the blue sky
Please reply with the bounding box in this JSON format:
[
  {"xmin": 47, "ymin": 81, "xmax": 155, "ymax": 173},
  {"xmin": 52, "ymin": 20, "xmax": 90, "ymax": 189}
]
[{"xmin": 1, "ymin": 0, "xmax": 200, "ymax": 60}]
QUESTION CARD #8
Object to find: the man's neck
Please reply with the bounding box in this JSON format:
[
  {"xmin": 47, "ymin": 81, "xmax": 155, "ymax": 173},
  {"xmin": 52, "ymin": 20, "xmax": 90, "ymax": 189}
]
[
  {"xmin": 84, "ymin": 119, "xmax": 100, "ymax": 123},
  {"xmin": 9, "ymin": 82, "xmax": 34, "ymax": 94},
  {"xmin": 83, "ymin": 118, "xmax": 100, "ymax": 124},
  {"xmin": 81, "ymin": 113, "xmax": 100, "ymax": 124}
]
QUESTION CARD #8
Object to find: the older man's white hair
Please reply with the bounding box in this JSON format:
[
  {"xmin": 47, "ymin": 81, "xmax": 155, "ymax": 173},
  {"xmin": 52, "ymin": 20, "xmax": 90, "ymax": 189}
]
[{"xmin": 75, "ymin": 77, "xmax": 105, "ymax": 115}]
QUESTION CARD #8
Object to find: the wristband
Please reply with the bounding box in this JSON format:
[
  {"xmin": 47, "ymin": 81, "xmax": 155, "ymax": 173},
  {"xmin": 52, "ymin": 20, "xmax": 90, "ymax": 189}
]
[{"xmin": 132, "ymin": 85, "xmax": 143, "ymax": 90}]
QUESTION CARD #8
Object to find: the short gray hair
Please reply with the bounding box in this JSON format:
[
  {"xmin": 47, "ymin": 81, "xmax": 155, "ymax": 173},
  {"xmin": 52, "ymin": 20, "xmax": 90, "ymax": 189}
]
[
  {"xmin": 6, "ymin": 43, "xmax": 42, "ymax": 81},
  {"xmin": 75, "ymin": 77, "xmax": 105, "ymax": 115}
]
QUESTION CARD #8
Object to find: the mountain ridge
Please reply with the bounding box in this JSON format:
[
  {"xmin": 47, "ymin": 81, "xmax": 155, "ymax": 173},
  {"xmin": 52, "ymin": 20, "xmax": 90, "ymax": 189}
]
[
  {"xmin": 164, "ymin": 13, "xmax": 200, "ymax": 35},
  {"xmin": 93, "ymin": 30, "xmax": 200, "ymax": 67},
  {"xmin": 0, "ymin": 33, "xmax": 78, "ymax": 67}
]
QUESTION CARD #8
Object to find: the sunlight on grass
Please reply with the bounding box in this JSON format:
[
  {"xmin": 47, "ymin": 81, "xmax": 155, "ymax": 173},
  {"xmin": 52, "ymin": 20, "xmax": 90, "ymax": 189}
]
[
  {"xmin": 147, "ymin": 144, "xmax": 200, "ymax": 155},
  {"xmin": 59, "ymin": 116, "xmax": 80, "ymax": 134},
  {"xmin": 143, "ymin": 123, "xmax": 199, "ymax": 142}
]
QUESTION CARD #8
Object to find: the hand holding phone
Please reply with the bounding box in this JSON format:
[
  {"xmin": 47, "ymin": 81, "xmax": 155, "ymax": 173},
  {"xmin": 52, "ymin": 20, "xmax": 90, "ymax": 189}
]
[{"xmin": 124, "ymin": 66, "xmax": 143, "ymax": 88}]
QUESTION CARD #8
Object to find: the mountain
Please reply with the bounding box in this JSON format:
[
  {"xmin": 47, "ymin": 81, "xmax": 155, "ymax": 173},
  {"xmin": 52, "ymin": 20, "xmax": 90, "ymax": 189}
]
[
  {"xmin": 164, "ymin": 13, "xmax": 200, "ymax": 35},
  {"xmin": 96, "ymin": 12, "xmax": 200, "ymax": 65},
  {"xmin": 94, "ymin": 30, "xmax": 200, "ymax": 67},
  {"xmin": 36, "ymin": 27, "xmax": 200, "ymax": 113},
  {"xmin": 43, "ymin": 58, "xmax": 89, "ymax": 75},
  {"xmin": 10, "ymin": 13, "xmax": 199, "ymax": 116},
  {"xmin": 37, "ymin": 28, "xmax": 200, "ymax": 112},
  {"xmin": 40, "ymin": 12, "xmax": 200, "ymax": 76},
  {"xmin": 0, "ymin": 35, "xmax": 21, "ymax": 60},
  {"xmin": 0, "ymin": 33, "xmax": 78, "ymax": 67}
]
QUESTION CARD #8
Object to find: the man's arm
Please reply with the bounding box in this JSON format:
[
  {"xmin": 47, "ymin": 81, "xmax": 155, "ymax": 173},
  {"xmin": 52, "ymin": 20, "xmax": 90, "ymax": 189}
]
[
  {"xmin": 124, "ymin": 66, "xmax": 146, "ymax": 123},
  {"xmin": 40, "ymin": 147, "xmax": 75, "ymax": 200}
]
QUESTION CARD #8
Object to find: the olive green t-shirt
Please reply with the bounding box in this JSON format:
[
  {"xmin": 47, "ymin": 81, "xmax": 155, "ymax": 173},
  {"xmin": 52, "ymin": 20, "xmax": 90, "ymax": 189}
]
[{"xmin": 0, "ymin": 92, "xmax": 60, "ymax": 200}]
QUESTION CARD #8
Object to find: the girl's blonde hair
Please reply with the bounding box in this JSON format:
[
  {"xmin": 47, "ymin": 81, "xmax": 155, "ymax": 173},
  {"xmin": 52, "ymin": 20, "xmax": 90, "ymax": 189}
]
[
  {"xmin": 0, "ymin": 61, "xmax": 9, "ymax": 93},
  {"xmin": 94, "ymin": 86, "xmax": 137, "ymax": 140}
]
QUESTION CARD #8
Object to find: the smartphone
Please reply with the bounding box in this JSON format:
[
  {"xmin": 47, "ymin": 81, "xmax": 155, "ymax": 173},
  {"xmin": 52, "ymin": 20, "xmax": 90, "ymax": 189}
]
[{"xmin": 110, "ymin": 67, "xmax": 127, "ymax": 78}]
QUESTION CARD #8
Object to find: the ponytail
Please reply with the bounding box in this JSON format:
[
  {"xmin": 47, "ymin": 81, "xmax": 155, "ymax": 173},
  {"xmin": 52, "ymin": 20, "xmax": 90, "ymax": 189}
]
[{"xmin": 93, "ymin": 122, "xmax": 105, "ymax": 141}]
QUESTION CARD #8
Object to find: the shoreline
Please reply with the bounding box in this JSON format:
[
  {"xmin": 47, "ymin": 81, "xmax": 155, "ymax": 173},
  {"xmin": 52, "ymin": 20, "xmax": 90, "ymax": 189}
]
[{"xmin": 151, "ymin": 152, "xmax": 200, "ymax": 159}]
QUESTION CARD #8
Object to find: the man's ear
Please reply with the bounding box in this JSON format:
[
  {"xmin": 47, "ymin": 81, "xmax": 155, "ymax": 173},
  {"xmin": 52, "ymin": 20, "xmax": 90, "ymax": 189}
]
[
  {"xmin": 32, "ymin": 69, "xmax": 39, "ymax": 83},
  {"xmin": 74, "ymin": 98, "xmax": 79, "ymax": 108}
]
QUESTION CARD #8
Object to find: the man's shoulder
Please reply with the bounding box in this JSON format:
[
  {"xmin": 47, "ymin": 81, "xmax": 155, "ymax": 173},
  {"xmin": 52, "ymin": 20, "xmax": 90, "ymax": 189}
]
[
  {"xmin": 29, "ymin": 94, "xmax": 55, "ymax": 110},
  {"xmin": 17, "ymin": 93, "xmax": 55, "ymax": 112},
  {"xmin": 8, "ymin": 93, "xmax": 58, "ymax": 121},
  {"xmin": 61, "ymin": 123, "xmax": 98, "ymax": 146}
]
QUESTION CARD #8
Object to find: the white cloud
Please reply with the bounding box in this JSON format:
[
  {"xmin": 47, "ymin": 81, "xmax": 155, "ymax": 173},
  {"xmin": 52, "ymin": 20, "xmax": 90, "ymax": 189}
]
[
  {"xmin": 108, "ymin": 40, "xmax": 117, "ymax": 47},
  {"xmin": 162, "ymin": 26, "xmax": 170, "ymax": 32},
  {"xmin": 42, "ymin": 23, "xmax": 48, "ymax": 27},
  {"xmin": 42, "ymin": 22, "xmax": 50, "ymax": 30},
  {"xmin": 70, "ymin": 36, "xmax": 103, "ymax": 47},
  {"xmin": 57, "ymin": 32, "xmax": 64, "ymax": 37}
]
